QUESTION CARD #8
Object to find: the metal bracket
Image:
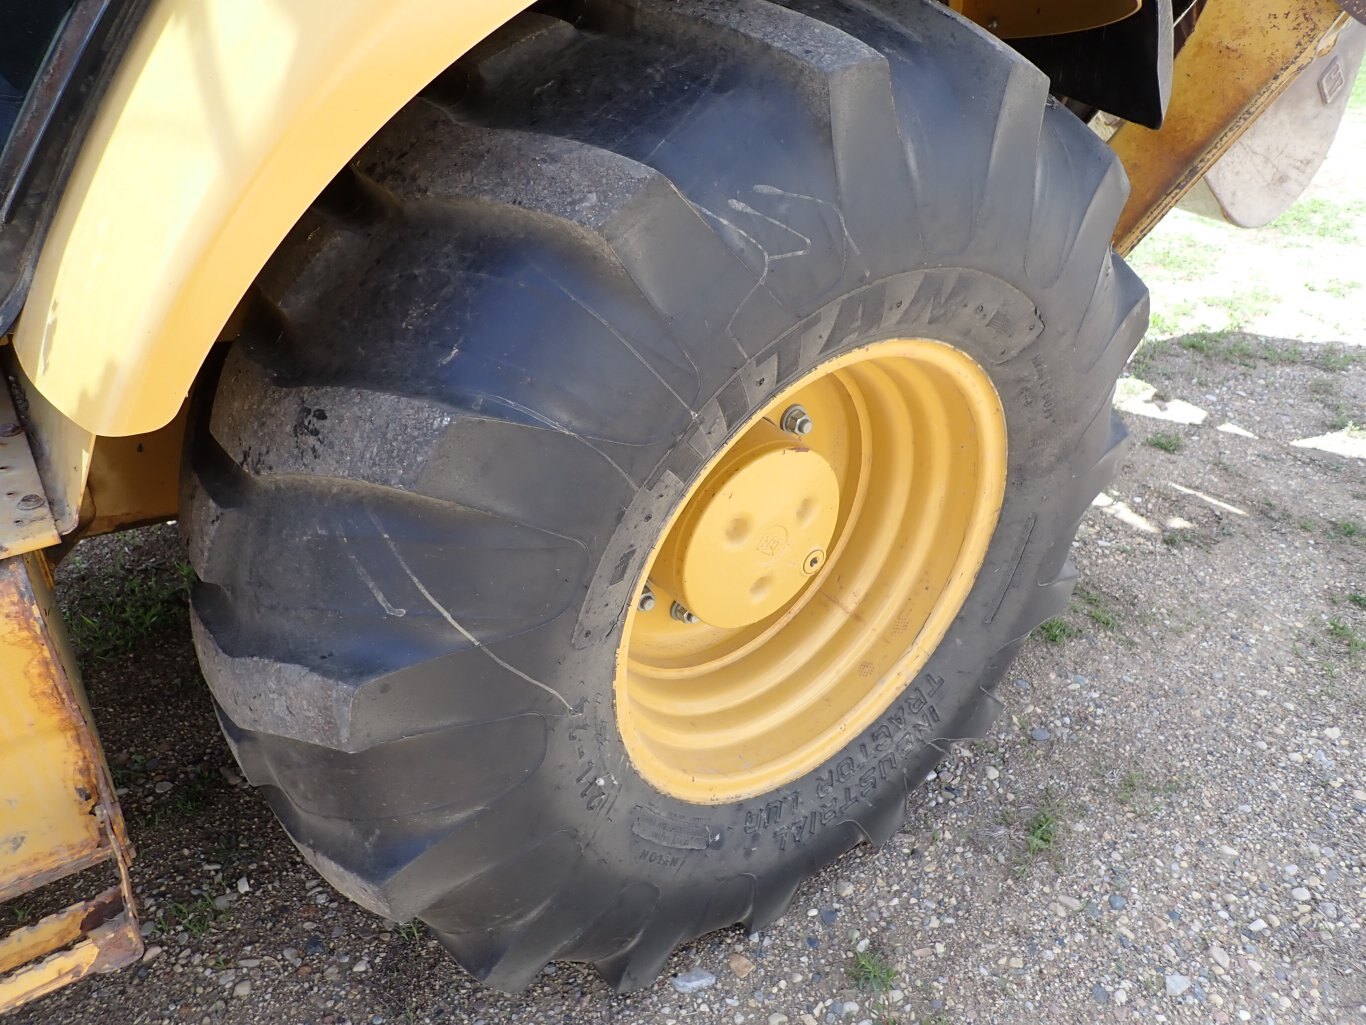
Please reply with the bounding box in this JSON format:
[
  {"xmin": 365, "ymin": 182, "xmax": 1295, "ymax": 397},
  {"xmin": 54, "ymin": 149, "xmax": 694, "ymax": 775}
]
[
  {"xmin": 0, "ymin": 552, "xmax": 141, "ymax": 1013},
  {"xmin": 1111, "ymin": 0, "xmax": 1353, "ymax": 253},
  {"xmin": 0, "ymin": 378, "xmax": 60, "ymax": 558}
]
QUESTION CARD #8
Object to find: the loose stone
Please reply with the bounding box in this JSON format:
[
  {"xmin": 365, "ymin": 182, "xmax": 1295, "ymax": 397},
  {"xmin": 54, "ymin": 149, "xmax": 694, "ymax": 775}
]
[
  {"xmin": 672, "ymin": 968, "xmax": 717, "ymax": 994},
  {"xmin": 728, "ymin": 954, "xmax": 755, "ymax": 979}
]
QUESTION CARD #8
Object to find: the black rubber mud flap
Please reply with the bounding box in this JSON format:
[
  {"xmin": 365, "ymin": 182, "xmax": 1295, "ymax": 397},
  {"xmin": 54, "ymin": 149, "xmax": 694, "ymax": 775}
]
[{"xmin": 183, "ymin": 0, "xmax": 1146, "ymax": 993}]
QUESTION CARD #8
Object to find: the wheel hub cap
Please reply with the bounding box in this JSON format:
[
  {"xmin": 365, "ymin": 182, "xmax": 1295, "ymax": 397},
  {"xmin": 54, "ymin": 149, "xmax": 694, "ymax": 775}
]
[{"xmin": 650, "ymin": 419, "xmax": 840, "ymax": 629}]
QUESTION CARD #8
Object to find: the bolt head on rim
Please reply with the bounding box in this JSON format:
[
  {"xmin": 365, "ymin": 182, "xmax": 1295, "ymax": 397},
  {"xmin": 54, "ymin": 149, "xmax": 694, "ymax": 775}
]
[
  {"xmin": 670, "ymin": 601, "xmax": 700, "ymax": 624},
  {"xmin": 781, "ymin": 404, "xmax": 815, "ymax": 436}
]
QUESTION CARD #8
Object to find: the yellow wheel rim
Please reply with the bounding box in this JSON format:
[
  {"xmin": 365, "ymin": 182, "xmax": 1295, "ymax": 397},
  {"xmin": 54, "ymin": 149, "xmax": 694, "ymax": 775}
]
[{"xmin": 614, "ymin": 338, "xmax": 1008, "ymax": 804}]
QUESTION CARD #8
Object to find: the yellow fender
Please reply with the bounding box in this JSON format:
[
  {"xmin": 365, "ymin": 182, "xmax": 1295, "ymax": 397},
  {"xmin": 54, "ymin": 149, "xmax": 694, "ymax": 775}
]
[{"xmin": 13, "ymin": 0, "xmax": 535, "ymax": 438}]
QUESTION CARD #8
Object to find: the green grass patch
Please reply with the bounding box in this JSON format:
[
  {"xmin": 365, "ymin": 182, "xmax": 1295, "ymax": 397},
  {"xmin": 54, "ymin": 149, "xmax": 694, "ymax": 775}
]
[
  {"xmin": 1174, "ymin": 332, "xmax": 1363, "ymax": 372},
  {"xmin": 1305, "ymin": 278, "xmax": 1361, "ymax": 299},
  {"xmin": 1177, "ymin": 333, "xmax": 1219, "ymax": 356},
  {"xmin": 1025, "ymin": 811, "xmax": 1060, "ymax": 857},
  {"xmin": 1326, "ymin": 617, "xmax": 1365, "ymax": 657},
  {"xmin": 1330, "ymin": 519, "xmax": 1362, "ymax": 540},
  {"xmin": 171, "ymin": 771, "xmax": 215, "ymax": 818},
  {"xmin": 1326, "ymin": 402, "xmax": 1365, "ymax": 433},
  {"xmin": 1206, "ymin": 288, "xmax": 1275, "ymax": 329},
  {"xmin": 1147, "ymin": 301, "xmax": 1198, "ymax": 339},
  {"xmin": 1312, "ymin": 348, "xmax": 1366, "ymax": 372},
  {"xmin": 1267, "ymin": 197, "xmax": 1366, "ymax": 244},
  {"xmin": 1115, "ymin": 376, "xmax": 1155, "ymax": 405},
  {"xmin": 1130, "ymin": 233, "xmax": 1220, "ymax": 279},
  {"xmin": 1162, "ymin": 529, "xmax": 1209, "ymax": 550},
  {"xmin": 1075, "ymin": 586, "xmax": 1119, "ymax": 630},
  {"xmin": 1113, "ymin": 768, "xmax": 1184, "ymax": 815},
  {"xmin": 1177, "ymin": 331, "xmax": 1302, "ymax": 365},
  {"xmin": 850, "ymin": 948, "xmax": 902, "ymax": 1022},
  {"xmin": 1036, "ymin": 617, "xmax": 1081, "ymax": 644},
  {"xmin": 1147, "ymin": 432, "xmax": 1184, "ymax": 454},
  {"xmin": 1348, "ymin": 593, "xmax": 1366, "ymax": 610},
  {"xmin": 1338, "ymin": 420, "xmax": 1366, "ymax": 438},
  {"xmin": 67, "ymin": 558, "xmax": 193, "ymax": 661},
  {"xmin": 850, "ymin": 949, "xmax": 898, "ymax": 992},
  {"xmin": 1116, "ymin": 771, "xmax": 1144, "ymax": 806},
  {"xmin": 159, "ymin": 896, "xmax": 220, "ymax": 938},
  {"xmin": 1127, "ymin": 337, "xmax": 1169, "ymax": 376}
]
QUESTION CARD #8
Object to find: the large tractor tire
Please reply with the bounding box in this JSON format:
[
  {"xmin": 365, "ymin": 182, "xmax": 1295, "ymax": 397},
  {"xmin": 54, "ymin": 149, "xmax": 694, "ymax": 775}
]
[{"xmin": 183, "ymin": 0, "xmax": 1146, "ymax": 993}]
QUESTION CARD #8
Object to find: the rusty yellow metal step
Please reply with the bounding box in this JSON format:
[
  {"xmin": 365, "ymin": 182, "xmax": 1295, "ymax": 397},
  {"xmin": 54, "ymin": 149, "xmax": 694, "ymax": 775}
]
[{"xmin": 0, "ymin": 545, "xmax": 141, "ymax": 1010}]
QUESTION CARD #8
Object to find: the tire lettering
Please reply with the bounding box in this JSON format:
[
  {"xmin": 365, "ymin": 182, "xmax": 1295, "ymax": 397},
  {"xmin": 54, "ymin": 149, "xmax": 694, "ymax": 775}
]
[{"xmin": 768, "ymin": 672, "xmax": 947, "ymax": 850}]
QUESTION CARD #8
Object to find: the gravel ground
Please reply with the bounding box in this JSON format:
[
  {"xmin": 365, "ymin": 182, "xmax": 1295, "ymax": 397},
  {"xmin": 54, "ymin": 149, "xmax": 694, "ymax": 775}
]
[{"xmin": 9, "ymin": 85, "xmax": 1366, "ymax": 1025}]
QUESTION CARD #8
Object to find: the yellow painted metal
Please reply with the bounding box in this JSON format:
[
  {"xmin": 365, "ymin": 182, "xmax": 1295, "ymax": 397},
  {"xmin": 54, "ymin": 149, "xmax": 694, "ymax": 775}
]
[
  {"xmin": 949, "ymin": 0, "xmax": 1141, "ymax": 38},
  {"xmin": 0, "ymin": 903, "xmax": 141, "ymax": 1012},
  {"xmin": 0, "ymin": 886, "xmax": 123, "ymax": 975},
  {"xmin": 78, "ymin": 403, "xmax": 188, "ymax": 539},
  {"xmin": 13, "ymin": 0, "xmax": 537, "ymax": 438},
  {"xmin": 650, "ymin": 419, "xmax": 841, "ymax": 630},
  {"xmin": 616, "ymin": 340, "xmax": 1008, "ymax": 804},
  {"xmin": 0, "ymin": 371, "xmax": 60, "ymax": 558},
  {"xmin": 0, "ymin": 556, "xmax": 102, "ymax": 894},
  {"xmin": 0, "ymin": 552, "xmax": 140, "ymax": 1014},
  {"xmin": 1111, "ymin": 0, "xmax": 1350, "ymax": 254},
  {"xmin": 1, "ymin": 347, "xmax": 95, "ymax": 537}
]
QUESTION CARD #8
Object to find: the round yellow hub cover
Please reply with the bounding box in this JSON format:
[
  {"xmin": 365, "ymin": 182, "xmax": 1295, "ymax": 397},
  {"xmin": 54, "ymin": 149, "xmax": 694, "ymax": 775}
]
[{"xmin": 651, "ymin": 420, "xmax": 839, "ymax": 629}]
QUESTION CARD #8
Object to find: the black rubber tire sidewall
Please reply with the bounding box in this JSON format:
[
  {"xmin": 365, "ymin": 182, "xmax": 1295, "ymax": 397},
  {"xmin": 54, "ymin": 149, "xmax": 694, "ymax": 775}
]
[{"xmin": 486, "ymin": 263, "xmax": 1101, "ymax": 917}]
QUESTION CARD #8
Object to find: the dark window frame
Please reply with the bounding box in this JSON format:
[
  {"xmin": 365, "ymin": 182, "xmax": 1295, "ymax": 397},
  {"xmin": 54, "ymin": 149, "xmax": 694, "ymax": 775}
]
[{"xmin": 0, "ymin": 0, "xmax": 144, "ymax": 335}]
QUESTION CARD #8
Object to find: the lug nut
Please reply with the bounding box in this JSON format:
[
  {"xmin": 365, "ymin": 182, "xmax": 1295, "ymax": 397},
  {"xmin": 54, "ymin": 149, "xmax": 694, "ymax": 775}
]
[
  {"xmin": 670, "ymin": 601, "xmax": 701, "ymax": 625},
  {"xmin": 781, "ymin": 405, "xmax": 814, "ymax": 436},
  {"xmin": 638, "ymin": 585, "xmax": 656, "ymax": 612}
]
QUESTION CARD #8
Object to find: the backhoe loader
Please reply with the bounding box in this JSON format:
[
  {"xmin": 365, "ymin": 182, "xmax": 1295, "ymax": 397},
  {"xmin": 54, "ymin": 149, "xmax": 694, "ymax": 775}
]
[{"xmin": 1, "ymin": 0, "xmax": 1361, "ymax": 1010}]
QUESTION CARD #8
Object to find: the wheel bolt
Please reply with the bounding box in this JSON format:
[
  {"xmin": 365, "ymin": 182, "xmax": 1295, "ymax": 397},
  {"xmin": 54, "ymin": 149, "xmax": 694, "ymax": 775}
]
[
  {"xmin": 670, "ymin": 601, "xmax": 701, "ymax": 625},
  {"xmin": 638, "ymin": 585, "xmax": 656, "ymax": 612},
  {"xmin": 781, "ymin": 405, "xmax": 814, "ymax": 436}
]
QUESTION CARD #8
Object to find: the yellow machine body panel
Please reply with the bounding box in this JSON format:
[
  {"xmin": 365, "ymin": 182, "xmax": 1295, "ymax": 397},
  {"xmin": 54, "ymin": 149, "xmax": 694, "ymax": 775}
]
[
  {"xmin": 0, "ymin": 560, "xmax": 103, "ymax": 894},
  {"xmin": 1112, "ymin": 0, "xmax": 1351, "ymax": 252},
  {"xmin": 949, "ymin": 0, "xmax": 1140, "ymax": 38},
  {"xmin": 0, "ymin": 552, "xmax": 141, "ymax": 1014},
  {"xmin": 12, "ymin": 0, "xmax": 536, "ymax": 439}
]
